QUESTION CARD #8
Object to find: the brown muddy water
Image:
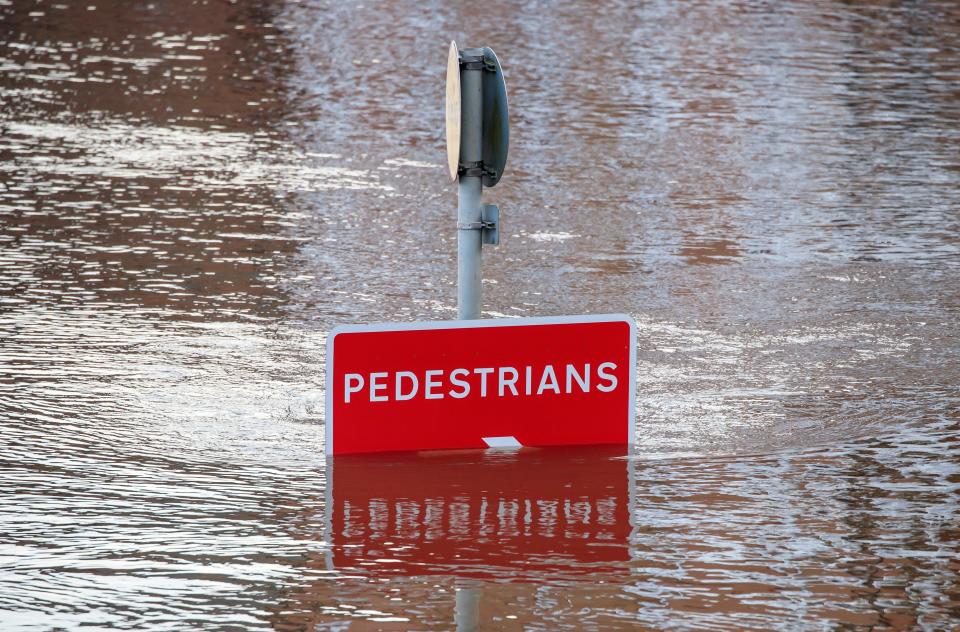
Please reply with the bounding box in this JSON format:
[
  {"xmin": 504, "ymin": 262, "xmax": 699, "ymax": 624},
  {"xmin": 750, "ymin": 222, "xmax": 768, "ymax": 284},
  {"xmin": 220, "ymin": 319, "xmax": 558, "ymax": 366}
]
[{"xmin": 1, "ymin": 0, "xmax": 959, "ymax": 629}]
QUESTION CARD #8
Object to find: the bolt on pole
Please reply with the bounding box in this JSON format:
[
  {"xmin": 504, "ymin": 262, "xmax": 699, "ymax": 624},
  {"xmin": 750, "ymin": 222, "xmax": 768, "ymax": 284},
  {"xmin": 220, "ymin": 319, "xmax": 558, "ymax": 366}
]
[{"xmin": 457, "ymin": 49, "xmax": 484, "ymax": 320}]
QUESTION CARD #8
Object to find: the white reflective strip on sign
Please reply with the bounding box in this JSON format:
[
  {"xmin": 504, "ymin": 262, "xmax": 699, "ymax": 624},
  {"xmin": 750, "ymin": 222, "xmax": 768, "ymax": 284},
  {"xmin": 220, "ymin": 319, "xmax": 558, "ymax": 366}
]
[{"xmin": 482, "ymin": 436, "xmax": 522, "ymax": 448}]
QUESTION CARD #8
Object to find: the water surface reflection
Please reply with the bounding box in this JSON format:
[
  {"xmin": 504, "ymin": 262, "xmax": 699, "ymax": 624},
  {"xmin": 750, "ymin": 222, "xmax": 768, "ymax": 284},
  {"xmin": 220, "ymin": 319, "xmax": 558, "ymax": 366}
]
[
  {"xmin": 2, "ymin": 0, "xmax": 960, "ymax": 628},
  {"xmin": 323, "ymin": 447, "xmax": 633, "ymax": 579}
]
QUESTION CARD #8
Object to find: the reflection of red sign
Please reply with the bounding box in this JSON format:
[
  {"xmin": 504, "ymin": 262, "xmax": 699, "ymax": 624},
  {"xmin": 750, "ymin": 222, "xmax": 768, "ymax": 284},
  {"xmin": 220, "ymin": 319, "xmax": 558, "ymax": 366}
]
[
  {"xmin": 326, "ymin": 447, "xmax": 633, "ymax": 578},
  {"xmin": 326, "ymin": 315, "xmax": 635, "ymax": 455}
]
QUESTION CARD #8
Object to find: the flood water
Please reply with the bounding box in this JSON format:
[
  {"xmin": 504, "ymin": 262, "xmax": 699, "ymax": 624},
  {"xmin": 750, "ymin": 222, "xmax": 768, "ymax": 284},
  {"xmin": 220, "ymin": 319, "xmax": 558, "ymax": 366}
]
[{"xmin": 2, "ymin": 0, "xmax": 959, "ymax": 629}]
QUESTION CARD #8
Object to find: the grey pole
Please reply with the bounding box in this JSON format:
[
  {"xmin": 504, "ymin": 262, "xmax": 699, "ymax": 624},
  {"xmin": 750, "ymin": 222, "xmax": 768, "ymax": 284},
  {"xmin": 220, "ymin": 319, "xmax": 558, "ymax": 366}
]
[
  {"xmin": 457, "ymin": 49, "xmax": 484, "ymax": 320},
  {"xmin": 454, "ymin": 585, "xmax": 480, "ymax": 631}
]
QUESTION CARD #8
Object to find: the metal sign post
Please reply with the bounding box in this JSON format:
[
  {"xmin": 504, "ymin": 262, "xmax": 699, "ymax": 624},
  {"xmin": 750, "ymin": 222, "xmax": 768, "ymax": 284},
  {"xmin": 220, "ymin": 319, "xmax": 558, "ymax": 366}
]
[
  {"xmin": 446, "ymin": 42, "xmax": 509, "ymax": 320},
  {"xmin": 457, "ymin": 46, "xmax": 484, "ymax": 320}
]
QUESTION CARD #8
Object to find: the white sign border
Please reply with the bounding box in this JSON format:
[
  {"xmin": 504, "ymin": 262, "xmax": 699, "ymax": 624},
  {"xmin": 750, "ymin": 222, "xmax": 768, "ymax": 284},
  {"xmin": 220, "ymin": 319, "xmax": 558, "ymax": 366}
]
[{"xmin": 325, "ymin": 313, "xmax": 637, "ymax": 455}]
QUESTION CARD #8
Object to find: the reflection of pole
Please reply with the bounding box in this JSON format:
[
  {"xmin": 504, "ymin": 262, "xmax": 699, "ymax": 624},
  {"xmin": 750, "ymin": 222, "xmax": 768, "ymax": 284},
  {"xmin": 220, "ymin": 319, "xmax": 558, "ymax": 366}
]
[
  {"xmin": 454, "ymin": 585, "xmax": 480, "ymax": 631},
  {"xmin": 457, "ymin": 49, "xmax": 483, "ymax": 320}
]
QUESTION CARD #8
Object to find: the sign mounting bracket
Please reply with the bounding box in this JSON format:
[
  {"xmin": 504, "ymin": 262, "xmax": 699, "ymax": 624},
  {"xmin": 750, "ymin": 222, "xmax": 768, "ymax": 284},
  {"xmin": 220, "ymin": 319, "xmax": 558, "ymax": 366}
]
[
  {"xmin": 457, "ymin": 159, "xmax": 498, "ymax": 180},
  {"xmin": 457, "ymin": 204, "xmax": 499, "ymax": 246}
]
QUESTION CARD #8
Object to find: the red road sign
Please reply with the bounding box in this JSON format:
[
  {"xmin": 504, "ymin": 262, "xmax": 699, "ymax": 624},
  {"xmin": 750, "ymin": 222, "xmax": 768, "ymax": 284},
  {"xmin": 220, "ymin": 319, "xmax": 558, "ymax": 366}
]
[{"xmin": 325, "ymin": 314, "xmax": 636, "ymax": 455}]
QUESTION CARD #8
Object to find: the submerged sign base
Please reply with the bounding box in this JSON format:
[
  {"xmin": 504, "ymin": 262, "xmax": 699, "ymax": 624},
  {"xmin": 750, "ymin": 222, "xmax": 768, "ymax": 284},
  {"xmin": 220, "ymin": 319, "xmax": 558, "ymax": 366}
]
[{"xmin": 326, "ymin": 314, "xmax": 636, "ymax": 455}]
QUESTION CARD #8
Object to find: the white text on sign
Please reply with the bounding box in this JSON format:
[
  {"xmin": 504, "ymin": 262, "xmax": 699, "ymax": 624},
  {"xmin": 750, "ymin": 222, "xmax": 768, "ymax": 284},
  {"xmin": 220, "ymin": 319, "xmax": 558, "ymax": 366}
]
[{"xmin": 343, "ymin": 362, "xmax": 619, "ymax": 404}]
